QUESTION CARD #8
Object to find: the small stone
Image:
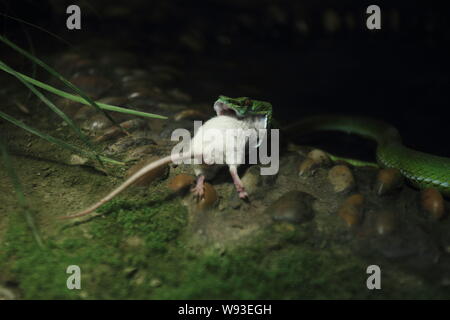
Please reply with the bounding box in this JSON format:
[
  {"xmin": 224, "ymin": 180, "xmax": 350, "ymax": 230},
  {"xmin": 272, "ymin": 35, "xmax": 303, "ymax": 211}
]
[
  {"xmin": 94, "ymin": 119, "xmax": 146, "ymax": 143},
  {"xmin": 174, "ymin": 109, "xmax": 209, "ymax": 121},
  {"xmin": 328, "ymin": 165, "xmax": 355, "ymax": 193},
  {"xmin": 82, "ymin": 114, "xmax": 114, "ymax": 132},
  {"xmin": 15, "ymin": 101, "xmax": 30, "ymax": 114},
  {"xmin": 126, "ymin": 156, "xmax": 169, "ymax": 187},
  {"xmin": 241, "ymin": 166, "xmax": 262, "ymax": 196},
  {"xmin": 323, "ymin": 9, "xmax": 341, "ymax": 34},
  {"xmin": 196, "ymin": 183, "xmax": 218, "ymax": 211},
  {"xmin": 123, "ymin": 145, "xmax": 155, "ymax": 161},
  {"xmin": 299, "ymin": 149, "xmax": 331, "ymax": 176},
  {"xmin": 127, "ymin": 87, "xmax": 159, "ymax": 100},
  {"xmin": 73, "ymin": 105, "xmax": 97, "ymax": 121},
  {"xmin": 133, "ymin": 273, "xmax": 146, "ymax": 286},
  {"xmin": 298, "ymin": 158, "xmax": 317, "ymax": 177},
  {"xmin": 97, "ymin": 96, "xmax": 128, "ymax": 106},
  {"xmin": 124, "ymin": 236, "xmax": 144, "ymax": 248},
  {"xmin": 421, "ymin": 188, "xmax": 445, "ymax": 220},
  {"xmin": 168, "ymin": 174, "xmax": 195, "ymax": 193},
  {"xmin": 93, "ymin": 126, "xmax": 126, "ymax": 143},
  {"xmin": 55, "ymin": 98, "xmax": 84, "ymax": 118},
  {"xmin": 0, "ymin": 286, "xmax": 15, "ymax": 300},
  {"xmin": 159, "ymin": 120, "xmax": 194, "ymax": 139},
  {"xmin": 70, "ymin": 75, "xmax": 113, "ymax": 99},
  {"xmin": 105, "ymin": 135, "xmax": 155, "ymax": 155},
  {"xmin": 68, "ymin": 154, "xmax": 89, "ymax": 166},
  {"xmin": 337, "ymin": 194, "xmax": 364, "ymax": 227},
  {"xmin": 374, "ymin": 210, "xmax": 397, "ymax": 236},
  {"xmin": 149, "ymin": 278, "xmax": 162, "ymax": 288},
  {"xmin": 123, "ymin": 267, "xmax": 138, "ymax": 277},
  {"xmin": 374, "ymin": 168, "xmax": 403, "ymax": 195},
  {"xmin": 307, "ymin": 149, "xmax": 331, "ymax": 164},
  {"xmin": 167, "ymin": 88, "xmax": 192, "ymax": 103},
  {"xmin": 268, "ymin": 191, "xmax": 315, "ymax": 224}
]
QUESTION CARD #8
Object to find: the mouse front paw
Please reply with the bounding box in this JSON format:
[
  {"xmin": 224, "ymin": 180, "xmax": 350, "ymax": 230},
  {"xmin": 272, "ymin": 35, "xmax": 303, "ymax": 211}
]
[{"xmin": 238, "ymin": 190, "xmax": 249, "ymax": 199}]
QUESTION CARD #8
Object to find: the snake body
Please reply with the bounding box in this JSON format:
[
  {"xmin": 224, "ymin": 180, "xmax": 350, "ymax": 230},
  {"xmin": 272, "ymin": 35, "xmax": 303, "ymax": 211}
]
[{"xmin": 286, "ymin": 115, "xmax": 450, "ymax": 197}]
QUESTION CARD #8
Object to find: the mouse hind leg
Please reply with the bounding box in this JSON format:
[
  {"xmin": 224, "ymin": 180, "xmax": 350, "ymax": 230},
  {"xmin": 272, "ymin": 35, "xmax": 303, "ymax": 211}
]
[
  {"xmin": 229, "ymin": 165, "xmax": 248, "ymax": 199},
  {"xmin": 192, "ymin": 166, "xmax": 206, "ymax": 199}
]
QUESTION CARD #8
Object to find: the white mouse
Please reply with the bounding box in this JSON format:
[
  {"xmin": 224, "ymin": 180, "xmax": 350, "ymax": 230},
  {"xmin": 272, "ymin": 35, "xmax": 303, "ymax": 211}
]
[{"xmin": 60, "ymin": 96, "xmax": 273, "ymax": 219}]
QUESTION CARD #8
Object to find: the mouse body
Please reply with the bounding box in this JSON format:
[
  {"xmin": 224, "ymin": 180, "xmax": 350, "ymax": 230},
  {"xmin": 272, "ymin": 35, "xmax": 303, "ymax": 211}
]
[{"xmin": 60, "ymin": 96, "xmax": 273, "ymax": 220}]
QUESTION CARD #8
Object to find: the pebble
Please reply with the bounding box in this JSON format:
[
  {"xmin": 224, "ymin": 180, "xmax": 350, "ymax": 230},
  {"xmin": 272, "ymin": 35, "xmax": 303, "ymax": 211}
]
[
  {"xmin": 82, "ymin": 114, "xmax": 114, "ymax": 132},
  {"xmin": 268, "ymin": 191, "xmax": 315, "ymax": 224},
  {"xmin": 127, "ymin": 87, "xmax": 161, "ymax": 100},
  {"xmin": 307, "ymin": 149, "xmax": 331, "ymax": 164},
  {"xmin": 298, "ymin": 149, "xmax": 331, "ymax": 176},
  {"xmin": 421, "ymin": 188, "xmax": 445, "ymax": 220},
  {"xmin": 126, "ymin": 156, "xmax": 169, "ymax": 186},
  {"xmin": 74, "ymin": 105, "xmax": 97, "ymax": 121},
  {"xmin": 337, "ymin": 194, "xmax": 364, "ymax": 227},
  {"xmin": 14, "ymin": 101, "xmax": 30, "ymax": 115},
  {"xmin": 323, "ymin": 9, "xmax": 341, "ymax": 34},
  {"xmin": 93, "ymin": 126, "xmax": 126, "ymax": 143},
  {"xmin": 240, "ymin": 166, "xmax": 262, "ymax": 196},
  {"xmin": 298, "ymin": 158, "xmax": 317, "ymax": 177},
  {"xmin": 168, "ymin": 174, "xmax": 195, "ymax": 193},
  {"xmin": 0, "ymin": 286, "xmax": 15, "ymax": 300},
  {"xmin": 105, "ymin": 135, "xmax": 155, "ymax": 155},
  {"xmin": 68, "ymin": 154, "xmax": 89, "ymax": 166},
  {"xmin": 374, "ymin": 168, "xmax": 403, "ymax": 195},
  {"xmin": 123, "ymin": 145, "xmax": 156, "ymax": 161},
  {"xmin": 124, "ymin": 236, "xmax": 144, "ymax": 248},
  {"xmin": 167, "ymin": 88, "xmax": 192, "ymax": 103},
  {"xmin": 196, "ymin": 182, "xmax": 218, "ymax": 211},
  {"xmin": 97, "ymin": 96, "xmax": 128, "ymax": 106},
  {"xmin": 159, "ymin": 120, "xmax": 194, "ymax": 139},
  {"xmin": 70, "ymin": 75, "xmax": 113, "ymax": 99},
  {"xmin": 328, "ymin": 165, "xmax": 355, "ymax": 193},
  {"xmin": 93, "ymin": 119, "xmax": 146, "ymax": 143},
  {"xmin": 374, "ymin": 210, "xmax": 397, "ymax": 236},
  {"xmin": 174, "ymin": 109, "xmax": 209, "ymax": 121},
  {"xmin": 149, "ymin": 278, "xmax": 162, "ymax": 288},
  {"xmin": 55, "ymin": 98, "xmax": 84, "ymax": 118}
]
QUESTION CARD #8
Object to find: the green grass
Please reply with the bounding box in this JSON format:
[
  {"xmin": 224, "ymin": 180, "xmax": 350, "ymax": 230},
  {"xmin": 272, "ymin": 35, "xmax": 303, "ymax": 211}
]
[
  {"xmin": 0, "ymin": 34, "xmax": 167, "ymax": 248},
  {"xmin": 0, "ymin": 140, "xmax": 44, "ymax": 248},
  {"xmin": 2, "ymin": 181, "xmax": 446, "ymax": 299},
  {"xmin": 0, "ymin": 35, "xmax": 166, "ymax": 168}
]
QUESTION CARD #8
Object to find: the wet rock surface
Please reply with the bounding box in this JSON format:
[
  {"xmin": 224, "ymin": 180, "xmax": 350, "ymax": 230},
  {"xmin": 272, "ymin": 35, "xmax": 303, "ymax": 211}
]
[{"xmin": 268, "ymin": 191, "xmax": 315, "ymax": 224}]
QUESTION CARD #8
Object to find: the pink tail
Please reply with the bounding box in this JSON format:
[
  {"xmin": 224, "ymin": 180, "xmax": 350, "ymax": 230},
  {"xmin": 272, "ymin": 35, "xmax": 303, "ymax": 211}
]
[{"xmin": 59, "ymin": 154, "xmax": 188, "ymax": 220}]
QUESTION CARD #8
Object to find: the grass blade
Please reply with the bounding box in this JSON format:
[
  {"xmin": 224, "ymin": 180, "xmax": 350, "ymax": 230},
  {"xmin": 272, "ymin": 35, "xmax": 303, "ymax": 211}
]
[
  {"xmin": 0, "ymin": 59, "xmax": 96, "ymax": 151},
  {"xmin": 0, "ymin": 110, "xmax": 125, "ymax": 166},
  {"xmin": 0, "ymin": 12, "xmax": 73, "ymax": 48},
  {"xmin": 0, "ymin": 64, "xmax": 167, "ymax": 120},
  {"xmin": 0, "ymin": 34, "xmax": 132, "ymax": 131},
  {"xmin": 0, "ymin": 139, "xmax": 44, "ymax": 248}
]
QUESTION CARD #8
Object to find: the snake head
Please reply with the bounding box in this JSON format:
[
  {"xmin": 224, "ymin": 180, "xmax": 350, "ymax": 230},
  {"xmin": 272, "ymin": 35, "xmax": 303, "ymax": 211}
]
[{"xmin": 214, "ymin": 95, "xmax": 273, "ymax": 128}]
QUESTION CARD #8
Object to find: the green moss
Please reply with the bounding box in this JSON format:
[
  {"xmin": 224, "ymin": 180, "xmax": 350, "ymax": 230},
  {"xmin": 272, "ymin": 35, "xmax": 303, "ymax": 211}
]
[
  {"xmin": 0, "ymin": 184, "xmax": 188, "ymax": 299},
  {"xmin": 151, "ymin": 227, "xmax": 372, "ymax": 300},
  {"xmin": 1, "ymin": 182, "xmax": 447, "ymax": 299}
]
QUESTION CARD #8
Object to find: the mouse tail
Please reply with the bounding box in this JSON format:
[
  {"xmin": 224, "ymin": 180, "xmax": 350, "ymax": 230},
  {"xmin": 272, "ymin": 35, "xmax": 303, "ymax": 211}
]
[{"xmin": 59, "ymin": 153, "xmax": 191, "ymax": 220}]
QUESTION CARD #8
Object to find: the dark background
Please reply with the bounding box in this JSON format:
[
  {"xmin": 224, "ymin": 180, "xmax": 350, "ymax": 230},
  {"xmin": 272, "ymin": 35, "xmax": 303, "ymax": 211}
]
[{"xmin": 1, "ymin": 0, "xmax": 449, "ymax": 158}]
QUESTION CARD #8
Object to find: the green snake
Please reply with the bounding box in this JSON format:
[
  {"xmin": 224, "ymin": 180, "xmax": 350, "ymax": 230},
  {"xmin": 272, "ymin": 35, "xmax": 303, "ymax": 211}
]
[{"xmin": 286, "ymin": 115, "xmax": 450, "ymax": 197}]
